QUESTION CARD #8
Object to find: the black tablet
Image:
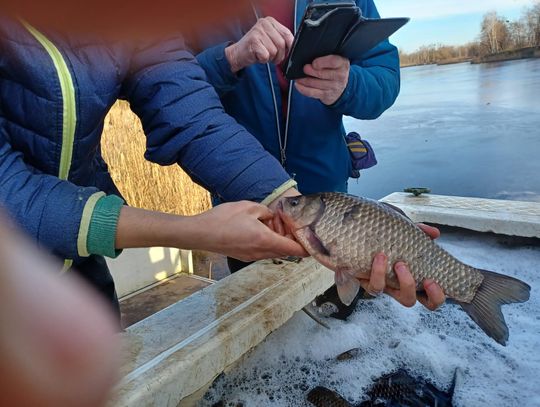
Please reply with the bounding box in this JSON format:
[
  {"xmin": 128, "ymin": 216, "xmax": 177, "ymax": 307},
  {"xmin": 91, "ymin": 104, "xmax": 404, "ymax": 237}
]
[{"xmin": 283, "ymin": 2, "xmax": 409, "ymax": 80}]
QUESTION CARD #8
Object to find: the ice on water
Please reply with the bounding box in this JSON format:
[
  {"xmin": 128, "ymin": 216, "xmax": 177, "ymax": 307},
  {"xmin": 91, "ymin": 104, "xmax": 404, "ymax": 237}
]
[{"xmin": 201, "ymin": 230, "xmax": 540, "ymax": 406}]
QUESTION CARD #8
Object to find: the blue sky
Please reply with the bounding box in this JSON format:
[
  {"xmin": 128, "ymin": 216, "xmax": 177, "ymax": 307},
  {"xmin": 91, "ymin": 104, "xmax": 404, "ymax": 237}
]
[{"xmin": 377, "ymin": 0, "xmax": 536, "ymax": 52}]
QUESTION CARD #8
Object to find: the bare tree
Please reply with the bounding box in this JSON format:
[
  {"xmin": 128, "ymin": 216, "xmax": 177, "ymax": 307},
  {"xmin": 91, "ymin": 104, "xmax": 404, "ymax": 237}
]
[{"xmin": 480, "ymin": 11, "xmax": 510, "ymax": 55}]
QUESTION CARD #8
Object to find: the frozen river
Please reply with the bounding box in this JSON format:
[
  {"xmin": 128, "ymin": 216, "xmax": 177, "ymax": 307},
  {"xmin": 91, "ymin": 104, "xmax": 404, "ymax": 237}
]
[{"xmin": 346, "ymin": 59, "xmax": 540, "ymax": 203}]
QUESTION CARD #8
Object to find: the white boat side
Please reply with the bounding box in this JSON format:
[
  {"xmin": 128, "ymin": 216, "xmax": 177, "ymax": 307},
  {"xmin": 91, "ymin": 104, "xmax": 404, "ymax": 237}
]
[
  {"xmin": 381, "ymin": 193, "xmax": 540, "ymax": 238},
  {"xmin": 111, "ymin": 194, "xmax": 540, "ymax": 406}
]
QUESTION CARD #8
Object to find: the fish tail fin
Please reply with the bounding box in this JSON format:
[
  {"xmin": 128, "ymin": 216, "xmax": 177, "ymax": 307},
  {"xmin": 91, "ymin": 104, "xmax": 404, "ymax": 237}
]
[
  {"xmin": 457, "ymin": 269, "xmax": 530, "ymax": 346},
  {"xmin": 335, "ymin": 270, "xmax": 360, "ymax": 306}
]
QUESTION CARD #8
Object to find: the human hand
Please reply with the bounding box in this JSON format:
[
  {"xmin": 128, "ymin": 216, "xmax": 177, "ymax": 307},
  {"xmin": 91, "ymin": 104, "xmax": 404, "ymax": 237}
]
[
  {"xmin": 194, "ymin": 201, "xmax": 306, "ymax": 261},
  {"xmin": 359, "ymin": 224, "xmax": 446, "ymax": 311},
  {"xmin": 225, "ymin": 17, "xmax": 294, "ymax": 73},
  {"xmin": 0, "ymin": 215, "xmax": 119, "ymax": 407},
  {"xmin": 295, "ymin": 55, "xmax": 350, "ymax": 105}
]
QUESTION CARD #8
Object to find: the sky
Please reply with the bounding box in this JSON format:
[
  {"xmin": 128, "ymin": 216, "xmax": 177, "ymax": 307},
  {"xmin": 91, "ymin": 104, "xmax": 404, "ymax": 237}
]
[{"xmin": 377, "ymin": 0, "xmax": 536, "ymax": 52}]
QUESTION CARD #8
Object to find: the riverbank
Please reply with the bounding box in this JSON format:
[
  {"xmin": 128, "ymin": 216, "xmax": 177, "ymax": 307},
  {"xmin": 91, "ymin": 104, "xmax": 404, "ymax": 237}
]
[
  {"xmin": 471, "ymin": 46, "xmax": 540, "ymax": 64},
  {"xmin": 401, "ymin": 46, "xmax": 540, "ymax": 68}
]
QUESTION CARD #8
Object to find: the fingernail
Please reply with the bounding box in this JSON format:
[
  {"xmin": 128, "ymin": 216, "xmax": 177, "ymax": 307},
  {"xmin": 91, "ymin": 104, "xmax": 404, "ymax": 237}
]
[
  {"xmin": 424, "ymin": 279, "xmax": 436, "ymax": 290},
  {"xmin": 395, "ymin": 262, "xmax": 407, "ymax": 274},
  {"xmin": 367, "ymin": 287, "xmax": 383, "ymax": 297},
  {"xmin": 375, "ymin": 253, "xmax": 386, "ymax": 264}
]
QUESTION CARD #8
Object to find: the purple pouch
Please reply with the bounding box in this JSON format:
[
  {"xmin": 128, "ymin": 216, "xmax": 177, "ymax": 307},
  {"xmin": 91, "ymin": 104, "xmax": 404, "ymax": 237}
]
[{"xmin": 345, "ymin": 132, "xmax": 377, "ymax": 178}]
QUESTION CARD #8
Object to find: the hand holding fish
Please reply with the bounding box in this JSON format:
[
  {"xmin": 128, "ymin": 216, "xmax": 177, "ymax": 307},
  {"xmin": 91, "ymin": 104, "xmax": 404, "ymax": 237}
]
[
  {"xmin": 360, "ymin": 224, "xmax": 446, "ymax": 311},
  {"xmin": 194, "ymin": 200, "xmax": 307, "ymax": 262}
]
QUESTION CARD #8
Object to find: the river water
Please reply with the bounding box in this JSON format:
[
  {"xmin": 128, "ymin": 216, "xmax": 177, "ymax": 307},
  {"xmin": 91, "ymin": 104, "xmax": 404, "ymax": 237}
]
[{"xmin": 346, "ymin": 59, "xmax": 540, "ymax": 202}]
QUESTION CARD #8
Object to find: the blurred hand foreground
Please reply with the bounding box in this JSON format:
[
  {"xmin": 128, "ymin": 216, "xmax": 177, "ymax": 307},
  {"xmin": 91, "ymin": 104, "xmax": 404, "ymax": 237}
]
[{"xmin": 0, "ymin": 215, "xmax": 120, "ymax": 407}]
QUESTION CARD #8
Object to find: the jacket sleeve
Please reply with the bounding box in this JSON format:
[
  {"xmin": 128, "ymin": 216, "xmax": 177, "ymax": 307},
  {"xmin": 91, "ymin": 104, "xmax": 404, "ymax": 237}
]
[
  {"xmin": 0, "ymin": 122, "xmax": 123, "ymax": 260},
  {"xmin": 330, "ymin": 0, "xmax": 401, "ymax": 119},
  {"xmin": 121, "ymin": 37, "xmax": 294, "ymax": 203},
  {"xmin": 195, "ymin": 42, "xmax": 242, "ymax": 97}
]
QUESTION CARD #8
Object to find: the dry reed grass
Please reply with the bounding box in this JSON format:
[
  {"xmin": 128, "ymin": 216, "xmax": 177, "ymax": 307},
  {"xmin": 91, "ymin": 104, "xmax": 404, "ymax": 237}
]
[{"xmin": 101, "ymin": 101, "xmax": 211, "ymax": 216}]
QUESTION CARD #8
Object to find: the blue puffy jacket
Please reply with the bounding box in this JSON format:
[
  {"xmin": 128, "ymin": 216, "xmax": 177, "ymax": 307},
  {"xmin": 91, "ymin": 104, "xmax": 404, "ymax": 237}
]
[
  {"xmin": 0, "ymin": 17, "xmax": 294, "ymax": 265},
  {"xmin": 191, "ymin": 0, "xmax": 400, "ymax": 194}
]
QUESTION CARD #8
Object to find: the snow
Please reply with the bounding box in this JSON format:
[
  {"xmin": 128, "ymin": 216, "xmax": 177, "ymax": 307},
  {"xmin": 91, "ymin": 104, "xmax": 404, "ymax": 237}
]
[{"xmin": 200, "ymin": 230, "xmax": 540, "ymax": 406}]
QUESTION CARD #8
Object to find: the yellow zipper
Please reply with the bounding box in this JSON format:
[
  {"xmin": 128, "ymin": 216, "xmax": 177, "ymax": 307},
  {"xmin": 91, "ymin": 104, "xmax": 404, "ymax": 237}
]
[{"xmin": 23, "ymin": 22, "xmax": 77, "ymax": 271}]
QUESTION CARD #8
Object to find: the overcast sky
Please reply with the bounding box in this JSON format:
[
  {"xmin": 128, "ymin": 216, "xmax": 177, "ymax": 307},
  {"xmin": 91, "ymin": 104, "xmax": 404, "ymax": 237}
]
[{"xmin": 377, "ymin": 0, "xmax": 535, "ymax": 52}]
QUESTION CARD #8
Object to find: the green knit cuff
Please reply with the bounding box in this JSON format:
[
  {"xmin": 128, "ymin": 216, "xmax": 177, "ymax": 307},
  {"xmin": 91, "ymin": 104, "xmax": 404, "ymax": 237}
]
[{"xmin": 87, "ymin": 195, "xmax": 125, "ymax": 259}]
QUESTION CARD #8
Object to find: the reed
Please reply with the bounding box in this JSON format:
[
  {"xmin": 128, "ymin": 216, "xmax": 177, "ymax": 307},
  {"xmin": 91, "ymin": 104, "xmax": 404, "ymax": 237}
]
[{"xmin": 101, "ymin": 101, "xmax": 211, "ymax": 216}]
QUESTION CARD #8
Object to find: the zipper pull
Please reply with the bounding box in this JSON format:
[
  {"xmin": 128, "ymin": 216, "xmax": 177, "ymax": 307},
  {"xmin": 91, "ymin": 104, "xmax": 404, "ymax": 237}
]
[{"xmin": 280, "ymin": 149, "xmax": 287, "ymax": 166}]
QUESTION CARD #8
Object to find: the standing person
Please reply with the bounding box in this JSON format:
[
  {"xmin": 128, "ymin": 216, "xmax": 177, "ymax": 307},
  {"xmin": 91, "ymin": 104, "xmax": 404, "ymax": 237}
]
[
  {"xmin": 189, "ymin": 0, "xmax": 445, "ymax": 316},
  {"xmin": 0, "ymin": 17, "xmax": 305, "ymax": 318}
]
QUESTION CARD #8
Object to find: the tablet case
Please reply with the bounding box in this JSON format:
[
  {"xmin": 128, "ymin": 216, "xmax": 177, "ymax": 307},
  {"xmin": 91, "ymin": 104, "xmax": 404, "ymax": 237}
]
[{"xmin": 284, "ymin": 2, "xmax": 409, "ymax": 80}]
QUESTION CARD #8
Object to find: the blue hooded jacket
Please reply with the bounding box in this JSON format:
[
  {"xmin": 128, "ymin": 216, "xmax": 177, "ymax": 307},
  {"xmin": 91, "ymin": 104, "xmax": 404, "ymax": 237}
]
[
  {"xmin": 191, "ymin": 0, "xmax": 400, "ymax": 194},
  {"xmin": 0, "ymin": 18, "xmax": 294, "ymax": 265}
]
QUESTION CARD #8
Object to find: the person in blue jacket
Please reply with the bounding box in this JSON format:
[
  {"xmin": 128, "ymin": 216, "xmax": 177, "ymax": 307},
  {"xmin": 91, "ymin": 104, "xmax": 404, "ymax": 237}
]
[
  {"xmin": 189, "ymin": 0, "xmax": 410, "ymax": 317},
  {"xmin": 191, "ymin": 0, "xmax": 399, "ymax": 196},
  {"xmin": 0, "ymin": 17, "xmax": 306, "ymax": 315}
]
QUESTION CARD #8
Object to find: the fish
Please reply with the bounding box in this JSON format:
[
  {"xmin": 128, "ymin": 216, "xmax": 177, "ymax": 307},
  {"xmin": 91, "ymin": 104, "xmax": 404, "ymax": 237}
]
[
  {"xmin": 307, "ymin": 369, "xmax": 455, "ymax": 407},
  {"xmin": 307, "ymin": 386, "xmax": 353, "ymax": 407},
  {"xmin": 357, "ymin": 369, "xmax": 456, "ymax": 407},
  {"xmin": 278, "ymin": 193, "xmax": 531, "ymax": 345}
]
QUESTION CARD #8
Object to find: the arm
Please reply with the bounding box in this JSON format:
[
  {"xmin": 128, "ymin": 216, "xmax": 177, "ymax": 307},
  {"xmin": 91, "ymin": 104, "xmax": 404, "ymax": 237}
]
[
  {"xmin": 121, "ymin": 36, "xmax": 296, "ymax": 204},
  {"xmin": 295, "ymin": 0, "xmax": 400, "ymax": 119},
  {"xmin": 0, "ymin": 124, "xmax": 123, "ymax": 260},
  {"xmin": 116, "ymin": 202, "xmax": 306, "ymax": 262},
  {"xmin": 0, "ymin": 124, "xmax": 304, "ymax": 261},
  {"xmin": 194, "ymin": 41, "xmax": 240, "ymax": 97}
]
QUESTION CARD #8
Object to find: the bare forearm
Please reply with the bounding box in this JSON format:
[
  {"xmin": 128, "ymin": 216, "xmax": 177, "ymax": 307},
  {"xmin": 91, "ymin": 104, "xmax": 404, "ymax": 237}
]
[
  {"xmin": 113, "ymin": 202, "xmax": 306, "ymax": 262},
  {"xmin": 115, "ymin": 206, "xmax": 202, "ymax": 251}
]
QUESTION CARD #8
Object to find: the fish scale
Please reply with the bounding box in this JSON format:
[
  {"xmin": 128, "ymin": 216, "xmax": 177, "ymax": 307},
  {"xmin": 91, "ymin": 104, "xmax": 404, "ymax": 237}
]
[
  {"xmin": 279, "ymin": 193, "xmax": 531, "ymax": 345},
  {"xmin": 312, "ymin": 193, "xmax": 482, "ymax": 301}
]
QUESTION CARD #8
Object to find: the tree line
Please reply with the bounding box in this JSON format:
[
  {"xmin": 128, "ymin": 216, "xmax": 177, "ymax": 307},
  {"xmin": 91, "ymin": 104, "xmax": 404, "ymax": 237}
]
[{"xmin": 400, "ymin": 2, "xmax": 540, "ymax": 66}]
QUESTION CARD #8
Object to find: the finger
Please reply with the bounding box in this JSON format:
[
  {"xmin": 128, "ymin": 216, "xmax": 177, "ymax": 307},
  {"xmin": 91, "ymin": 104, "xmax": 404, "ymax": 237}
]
[
  {"xmin": 295, "ymin": 82, "xmax": 324, "ymax": 100},
  {"xmin": 417, "ymin": 223, "xmax": 441, "ymax": 240},
  {"xmin": 262, "ymin": 22, "xmax": 289, "ymax": 63},
  {"xmin": 249, "ymin": 203, "xmax": 274, "ymax": 221},
  {"xmin": 273, "ymin": 211, "xmax": 285, "ymax": 236},
  {"xmin": 296, "ymin": 77, "xmax": 334, "ymax": 91},
  {"xmin": 365, "ymin": 253, "xmax": 387, "ymax": 296},
  {"xmin": 393, "ymin": 262, "xmax": 417, "ymax": 307},
  {"xmin": 251, "ymin": 40, "xmax": 271, "ymax": 64},
  {"xmin": 267, "ymin": 17, "xmax": 294, "ymax": 50},
  {"xmin": 303, "ymin": 64, "xmax": 342, "ymax": 81},
  {"xmin": 419, "ymin": 279, "xmax": 446, "ymax": 311},
  {"xmin": 263, "ymin": 218, "xmax": 274, "ymax": 231},
  {"xmin": 312, "ymin": 55, "xmax": 345, "ymax": 70},
  {"xmin": 257, "ymin": 35, "xmax": 278, "ymax": 63},
  {"xmin": 269, "ymin": 233, "xmax": 309, "ymax": 258}
]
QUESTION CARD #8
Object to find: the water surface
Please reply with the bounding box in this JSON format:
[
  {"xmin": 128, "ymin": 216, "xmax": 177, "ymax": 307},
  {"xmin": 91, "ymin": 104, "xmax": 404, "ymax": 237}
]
[{"xmin": 346, "ymin": 59, "xmax": 540, "ymax": 202}]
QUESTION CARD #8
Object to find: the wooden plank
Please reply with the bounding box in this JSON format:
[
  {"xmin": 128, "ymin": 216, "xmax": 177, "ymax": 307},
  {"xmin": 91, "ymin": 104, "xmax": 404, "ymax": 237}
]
[
  {"xmin": 381, "ymin": 193, "xmax": 540, "ymax": 238},
  {"xmin": 112, "ymin": 258, "xmax": 334, "ymax": 407}
]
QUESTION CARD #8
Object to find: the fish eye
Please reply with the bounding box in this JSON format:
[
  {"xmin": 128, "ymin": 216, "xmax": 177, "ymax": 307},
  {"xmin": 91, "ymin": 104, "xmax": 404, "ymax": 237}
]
[{"xmin": 290, "ymin": 198, "xmax": 300, "ymax": 207}]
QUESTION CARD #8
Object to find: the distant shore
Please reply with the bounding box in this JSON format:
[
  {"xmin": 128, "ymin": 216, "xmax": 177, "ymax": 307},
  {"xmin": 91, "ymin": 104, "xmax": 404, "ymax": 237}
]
[{"xmin": 401, "ymin": 46, "xmax": 540, "ymax": 68}]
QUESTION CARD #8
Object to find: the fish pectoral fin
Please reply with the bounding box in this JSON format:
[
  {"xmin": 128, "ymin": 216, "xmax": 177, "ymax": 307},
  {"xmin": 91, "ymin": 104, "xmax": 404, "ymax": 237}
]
[
  {"xmin": 335, "ymin": 269, "xmax": 361, "ymax": 306},
  {"xmin": 457, "ymin": 269, "xmax": 530, "ymax": 346}
]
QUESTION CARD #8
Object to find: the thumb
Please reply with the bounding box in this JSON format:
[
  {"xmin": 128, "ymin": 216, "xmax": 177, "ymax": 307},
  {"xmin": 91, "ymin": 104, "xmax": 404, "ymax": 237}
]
[
  {"xmin": 271, "ymin": 233, "xmax": 309, "ymax": 257},
  {"xmin": 248, "ymin": 203, "xmax": 274, "ymax": 221}
]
